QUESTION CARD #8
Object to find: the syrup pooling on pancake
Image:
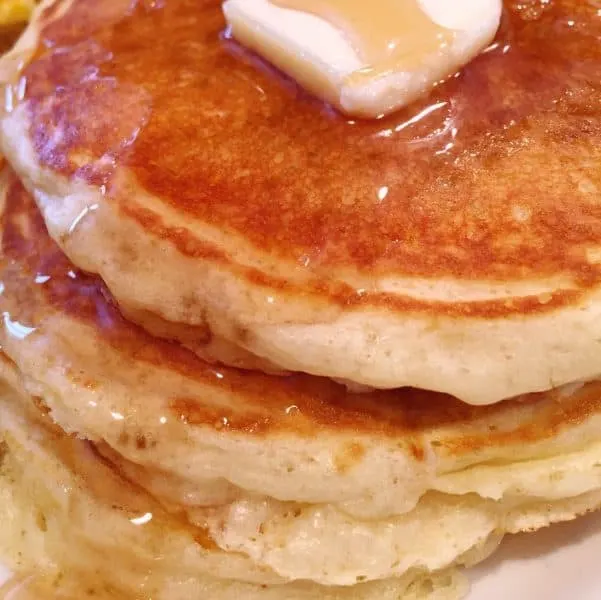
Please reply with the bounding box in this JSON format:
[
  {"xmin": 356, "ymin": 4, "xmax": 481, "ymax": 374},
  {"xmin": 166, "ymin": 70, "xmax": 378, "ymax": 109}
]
[
  {"xmin": 3, "ymin": 2, "xmax": 153, "ymax": 187},
  {"xmin": 10, "ymin": 0, "xmax": 600, "ymax": 280}
]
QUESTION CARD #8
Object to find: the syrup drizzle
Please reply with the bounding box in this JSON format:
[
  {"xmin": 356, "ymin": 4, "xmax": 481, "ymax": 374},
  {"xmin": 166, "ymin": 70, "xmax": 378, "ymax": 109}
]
[{"xmin": 271, "ymin": 0, "xmax": 454, "ymax": 82}]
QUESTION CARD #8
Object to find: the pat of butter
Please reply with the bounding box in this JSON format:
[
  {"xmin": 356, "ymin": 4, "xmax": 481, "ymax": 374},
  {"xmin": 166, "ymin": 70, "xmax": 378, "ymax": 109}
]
[{"xmin": 223, "ymin": 0, "xmax": 502, "ymax": 118}]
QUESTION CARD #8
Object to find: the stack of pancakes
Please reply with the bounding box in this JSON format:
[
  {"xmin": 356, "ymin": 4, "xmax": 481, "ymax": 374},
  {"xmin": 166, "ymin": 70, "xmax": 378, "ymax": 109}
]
[{"xmin": 0, "ymin": 0, "xmax": 599, "ymax": 598}]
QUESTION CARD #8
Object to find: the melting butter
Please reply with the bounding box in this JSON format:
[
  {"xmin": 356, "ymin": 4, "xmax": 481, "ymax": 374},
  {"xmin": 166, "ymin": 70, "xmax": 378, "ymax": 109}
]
[
  {"xmin": 271, "ymin": 0, "xmax": 454, "ymax": 81},
  {"xmin": 223, "ymin": 0, "xmax": 502, "ymax": 117}
]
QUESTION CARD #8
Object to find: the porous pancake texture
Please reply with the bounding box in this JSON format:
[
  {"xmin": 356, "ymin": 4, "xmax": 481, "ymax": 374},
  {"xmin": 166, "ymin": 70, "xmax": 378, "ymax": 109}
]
[
  {"xmin": 0, "ymin": 0, "xmax": 600, "ymax": 403},
  {"xmin": 4, "ymin": 172, "xmax": 601, "ymax": 598},
  {"xmin": 0, "ymin": 392, "xmax": 467, "ymax": 600}
]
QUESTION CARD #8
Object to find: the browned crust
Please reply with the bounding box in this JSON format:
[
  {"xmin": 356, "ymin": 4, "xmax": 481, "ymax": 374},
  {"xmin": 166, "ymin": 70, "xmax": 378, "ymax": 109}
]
[
  {"xmin": 4, "ymin": 173, "xmax": 601, "ymax": 457},
  {"xmin": 9, "ymin": 0, "xmax": 601, "ymax": 320},
  {"xmin": 120, "ymin": 200, "xmax": 590, "ymax": 317}
]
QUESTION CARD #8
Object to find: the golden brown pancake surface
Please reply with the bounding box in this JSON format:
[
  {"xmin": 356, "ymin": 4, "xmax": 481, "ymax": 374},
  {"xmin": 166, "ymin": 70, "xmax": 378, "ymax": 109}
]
[
  {"xmin": 20, "ymin": 0, "xmax": 601, "ymax": 283},
  {"xmin": 7, "ymin": 170, "xmax": 601, "ymax": 593},
  {"xmin": 1, "ymin": 0, "xmax": 601, "ymax": 403},
  {"xmin": 1, "ymin": 169, "xmax": 601, "ymax": 465}
]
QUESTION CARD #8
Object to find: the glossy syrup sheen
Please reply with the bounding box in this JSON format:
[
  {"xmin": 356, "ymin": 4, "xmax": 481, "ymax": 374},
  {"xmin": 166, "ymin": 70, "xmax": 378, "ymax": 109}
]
[
  {"xmin": 5, "ymin": 171, "xmax": 601, "ymax": 450},
  {"xmin": 14, "ymin": 0, "xmax": 601, "ymax": 285},
  {"xmin": 7, "ymin": 170, "xmax": 601, "ymax": 600},
  {"xmin": 7, "ymin": 170, "xmax": 601, "ymax": 597},
  {"xmin": 270, "ymin": 0, "xmax": 453, "ymax": 78}
]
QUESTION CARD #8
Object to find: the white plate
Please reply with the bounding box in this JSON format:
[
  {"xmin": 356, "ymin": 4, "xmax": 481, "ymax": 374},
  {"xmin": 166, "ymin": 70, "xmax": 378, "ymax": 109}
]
[
  {"xmin": 466, "ymin": 510, "xmax": 601, "ymax": 600},
  {"xmin": 2, "ymin": 512, "xmax": 601, "ymax": 598}
]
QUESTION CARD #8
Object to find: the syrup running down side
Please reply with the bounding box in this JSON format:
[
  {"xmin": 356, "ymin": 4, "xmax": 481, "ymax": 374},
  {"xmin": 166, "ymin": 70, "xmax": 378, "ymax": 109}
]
[{"xmin": 4, "ymin": 170, "xmax": 601, "ymax": 481}]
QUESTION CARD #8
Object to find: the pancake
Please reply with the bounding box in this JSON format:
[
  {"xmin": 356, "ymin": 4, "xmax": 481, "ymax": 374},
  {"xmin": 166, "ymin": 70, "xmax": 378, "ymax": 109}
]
[
  {"xmin": 6, "ymin": 170, "xmax": 601, "ymax": 594},
  {"xmin": 0, "ymin": 389, "xmax": 466, "ymax": 600},
  {"xmin": 0, "ymin": 0, "xmax": 600, "ymax": 404}
]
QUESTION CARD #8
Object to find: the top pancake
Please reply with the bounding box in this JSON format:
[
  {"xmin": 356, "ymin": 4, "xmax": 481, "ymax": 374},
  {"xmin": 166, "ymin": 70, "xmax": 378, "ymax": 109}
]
[{"xmin": 1, "ymin": 0, "xmax": 600, "ymax": 403}]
